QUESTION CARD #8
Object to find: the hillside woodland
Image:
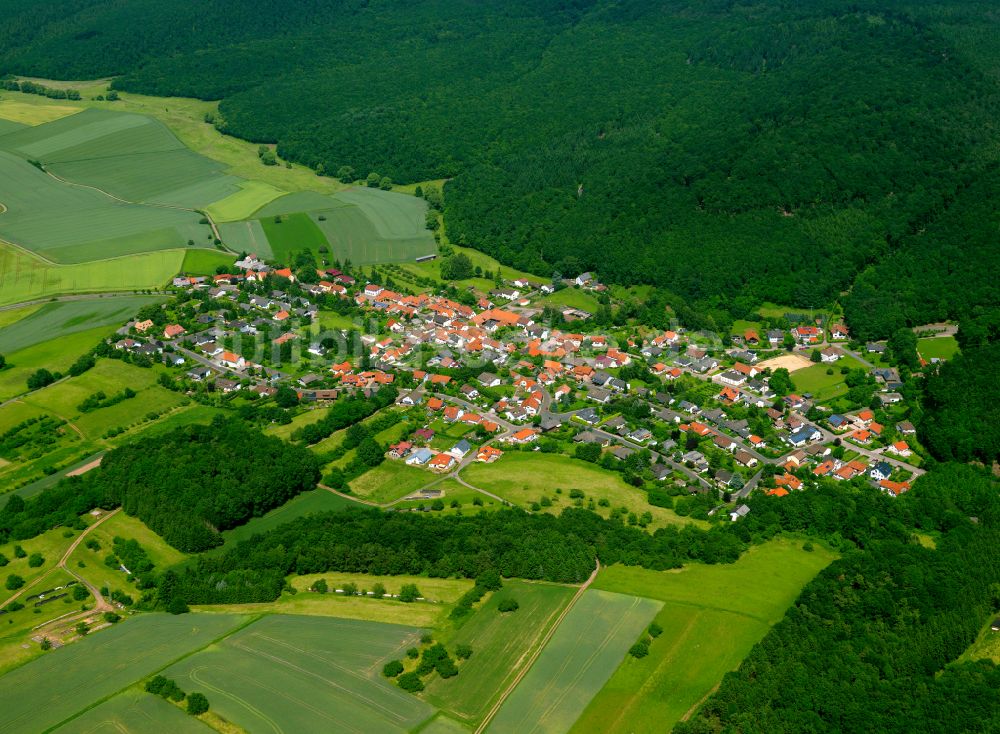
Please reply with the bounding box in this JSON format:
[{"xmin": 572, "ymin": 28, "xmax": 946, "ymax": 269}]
[{"xmin": 1, "ymin": 0, "xmax": 999, "ymax": 335}]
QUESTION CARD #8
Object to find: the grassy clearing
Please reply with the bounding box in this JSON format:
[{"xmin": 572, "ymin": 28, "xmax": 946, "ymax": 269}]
[
  {"xmin": 180, "ymin": 248, "xmax": 235, "ymax": 275},
  {"xmin": 488, "ymin": 589, "xmax": 662, "ymax": 734},
  {"xmin": 164, "ymin": 614, "xmax": 435, "ymax": 733},
  {"xmin": 0, "ymin": 325, "xmax": 114, "ymax": 401},
  {"xmin": 290, "ymin": 572, "xmax": 473, "ymax": 603},
  {"xmin": 0, "ymin": 612, "xmax": 248, "ymax": 734},
  {"xmin": 0, "ymin": 295, "xmax": 162, "ymax": 354},
  {"xmin": 461, "ymin": 453, "xmax": 703, "ymax": 529},
  {"xmin": 536, "ymin": 287, "xmax": 600, "ymax": 313},
  {"xmin": 213, "ymin": 489, "xmax": 359, "ymax": 553},
  {"xmin": 575, "ymin": 538, "xmax": 837, "ymax": 734},
  {"xmin": 957, "ymin": 617, "xmax": 1000, "ymax": 665},
  {"xmin": 0, "ymin": 101, "xmax": 81, "ymax": 126},
  {"xmin": 204, "ymin": 179, "xmax": 286, "ymax": 222},
  {"xmin": 791, "ymin": 354, "xmax": 869, "ymax": 402},
  {"xmin": 263, "ymin": 407, "xmax": 328, "ymax": 440},
  {"xmin": 348, "ymin": 460, "xmax": 436, "ymax": 504},
  {"xmin": 918, "ymin": 335, "xmax": 959, "ymax": 361},
  {"xmin": 0, "ymin": 242, "xmax": 182, "ymax": 307},
  {"xmin": 425, "ymin": 581, "xmax": 576, "ymax": 725},
  {"xmin": 50, "ymin": 689, "xmax": 215, "ymax": 734}
]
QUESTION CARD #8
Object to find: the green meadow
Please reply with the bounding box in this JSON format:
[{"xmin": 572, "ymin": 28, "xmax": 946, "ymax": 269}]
[
  {"xmin": 487, "ymin": 589, "xmax": 662, "ymax": 734},
  {"xmin": 573, "ymin": 538, "xmax": 838, "ymax": 734}
]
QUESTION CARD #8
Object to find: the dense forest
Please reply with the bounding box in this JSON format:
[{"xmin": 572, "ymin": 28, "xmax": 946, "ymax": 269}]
[
  {"xmin": 1, "ymin": 1, "xmax": 998, "ymax": 334},
  {"xmin": 96, "ymin": 418, "xmax": 320, "ymax": 552}
]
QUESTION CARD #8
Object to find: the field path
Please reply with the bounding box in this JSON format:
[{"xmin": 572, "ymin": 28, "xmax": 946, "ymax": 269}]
[{"xmin": 474, "ymin": 560, "xmax": 601, "ymax": 734}]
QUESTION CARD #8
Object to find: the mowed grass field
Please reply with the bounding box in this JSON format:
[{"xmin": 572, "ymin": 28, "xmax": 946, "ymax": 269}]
[
  {"xmin": 205, "ymin": 179, "xmax": 285, "ymax": 222},
  {"xmin": 0, "ymin": 295, "xmax": 163, "ymax": 353},
  {"xmin": 918, "ymin": 335, "xmax": 960, "ymax": 361},
  {"xmin": 791, "ymin": 354, "xmax": 869, "ymax": 402},
  {"xmin": 0, "ymin": 242, "xmax": 182, "ymax": 306},
  {"xmin": 425, "ymin": 581, "xmax": 576, "ymax": 726},
  {"xmin": 164, "ymin": 614, "xmax": 436, "ymax": 734},
  {"xmin": 573, "ymin": 538, "xmax": 838, "ymax": 734},
  {"xmin": 260, "ymin": 210, "xmax": 329, "ymax": 261},
  {"xmin": 487, "ymin": 589, "xmax": 662, "ymax": 734},
  {"xmin": 462, "ymin": 453, "xmax": 704, "ymax": 530},
  {"xmin": 50, "ymin": 689, "xmax": 215, "ymax": 734},
  {"xmin": 0, "ymin": 100, "xmax": 81, "ymax": 126},
  {"xmin": 347, "ymin": 460, "xmax": 436, "ymax": 504},
  {"xmin": 0, "ymin": 613, "xmax": 248, "ymax": 734}
]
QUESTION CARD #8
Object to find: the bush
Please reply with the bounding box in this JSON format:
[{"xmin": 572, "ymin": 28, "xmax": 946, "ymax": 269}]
[
  {"xmin": 497, "ymin": 598, "xmax": 519, "ymax": 613},
  {"xmin": 399, "ymin": 583, "xmax": 420, "ymax": 602},
  {"xmin": 27, "ymin": 553, "xmax": 44, "ymax": 568},
  {"xmin": 629, "ymin": 640, "xmax": 650, "ymax": 658},
  {"xmin": 406, "ymin": 647, "xmax": 420, "ymax": 659},
  {"xmin": 455, "ymin": 644, "xmax": 473, "ymax": 660},
  {"xmin": 72, "ymin": 585, "xmax": 89, "ymax": 601},
  {"xmin": 648, "ymin": 622, "xmax": 663, "ymax": 638},
  {"xmin": 803, "ymin": 541, "xmax": 814, "ymax": 552},
  {"xmin": 397, "ymin": 672, "xmax": 424, "ymax": 692},
  {"xmin": 5, "ymin": 574, "xmax": 24, "ymax": 591},
  {"xmin": 382, "ymin": 659, "xmax": 404, "ymax": 678},
  {"xmin": 187, "ymin": 692, "xmax": 209, "ymax": 716},
  {"xmin": 436, "ymin": 656, "xmax": 459, "ymax": 678},
  {"xmin": 311, "ymin": 578, "xmax": 328, "ymax": 593},
  {"xmin": 103, "ymin": 612, "xmax": 121, "ymax": 624}
]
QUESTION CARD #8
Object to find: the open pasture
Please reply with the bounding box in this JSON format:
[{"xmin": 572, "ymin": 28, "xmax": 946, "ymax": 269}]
[
  {"xmin": 573, "ymin": 538, "xmax": 837, "ymax": 733},
  {"xmin": 426, "ymin": 580, "xmax": 576, "ymax": 725},
  {"xmin": 0, "ymin": 295, "xmax": 163, "ymax": 354},
  {"xmin": 0, "ymin": 100, "xmax": 81, "ymax": 126},
  {"xmin": 461, "ymin": 453, "xmax": 702, "ymax": 529},
  {"xmin": 51, "ymin": 690, "xmax": 215, "ymax": 734},
  {"xmin": 487, "ymin": 589, "xmax": 661, "ymax": 734},
  {"xmin": 164, "ymin": 614, "xmax": 435, "ymax": 734},
  {"xmin": 0, "ymin": 613, "xmax": 248, "ymax": 734},
  {"xmin": 0, "ymin": 242, "xmax": 182, "ymax": 307}
]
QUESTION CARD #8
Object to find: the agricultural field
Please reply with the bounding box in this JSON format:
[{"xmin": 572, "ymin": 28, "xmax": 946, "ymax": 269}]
[
  {"xmin": 0, "ymin": 150, "xmax": 211, "ymax": 263},
  {"xmin": 260, "ymin": 211, "xmax": 329, "ymax": 262},
  {"xmin": 180, "ymin": 248, "xmax": 235, "ymax": 275},
  {"xmin": 918, "ymin": 335, "xmax": 960, "ymax": 361},
  {"xmin": 0, "ymin": 242, "xmax": 183, "ymax": 307},
  {"xmin": 0, "ymin": 612, "xmax": 248, "ymax": 734},
  {"xmin": 216, "ymin": 219, "xmax": 272, "ymax": 258},
  {"xmin": 0, "ymin": 295, "xmax": 163, "ymax": 354},
  {"xmin": 164, "ymin": 614, "xmax": 436, "ymax": 733},
  {"xmin": 461, "ymin": 453, "xmax": 703, "ymax": 529},
  {"xmin": 50, "ymin": 689, "xmax": 215, "ymax": 734},
  {"xmin": 203, "ymin": 179, "xmax": 285, "ymax": 222},
  {"xmin": 791, "ymin": 354, "xmax": 869, "ymax": 402},
  {"xmin": 487, "ymin": 589, "xmax": 662, "ymax": 734},
  {"xmin": 425, "ymin": 580, "xmax": 576, "ymax": 726},
  {"xmin": 573, "ymin": 538, "xmax": 837, "ymax": 733}
]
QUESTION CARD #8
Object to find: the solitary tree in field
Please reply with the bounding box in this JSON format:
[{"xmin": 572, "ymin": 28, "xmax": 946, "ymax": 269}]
[
  {"xmin": 187, "ymin": 692, "xmax": 209, "ymax": 716},
  {"xmin": 399, "ymin": 584, "xmax": 420, "ymax": 603}
]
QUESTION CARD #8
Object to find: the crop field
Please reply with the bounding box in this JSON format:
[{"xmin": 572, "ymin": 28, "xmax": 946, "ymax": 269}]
[
  {"xmin": 180, "ymin": 248, "xmax": 235, "ymax": 275},
  {"xmin": 0, "ymin": 108, "xmax": 240, "ymax": 208},
  {"xmin": 0, "ymin": 295, "xmax": 163, "ymax": 354},
  {"xmin": 260, "ymin": 211, "xmax": 329, "ymax": 261},
  {"xmin": 462, "ymin": 453, "xmax": 703, "ymax": 529},
  {"xmin": 574, "ymin": 539, "xmax": 837, "ymax": 733},
  {"xmin": 0, "ymin": 242, "xmax": 183, "ymax": 306},
  {"xmin": 791, "ymin": 354, "xmax": 868, "ymax": 402},
  {"xmin": 216, "ymin": 219, "xmax": 272, "ymax": 258},
  {"xmin": 918, "ymin": 335, "xmax": 959, "ymax": 361},
  {"xmin": 0, "ymin": 613, "xmax": 248, "ymax": 734},
  {"xmin": 426, "ymin": 580, "xmax": 576, "ymax": 725},
  {"xmin": 347, "ymin": 460, "xmax": 435, "ymax": 503},
  {"xmin": 51, "ymin": 690, "xmax": 215, "ymax": 734},
  {"xmin": 487, "ymin": 589, "xmax": 662, "ymax": 734},
  {"xmin": 205, "ymin": 179, "xmax": 287, "ymax": 222},
  {"xmin": 0, "ymin": 100, "xmax": 81, "ymax": 126},
  {"xmin": 164, "ymin": 614, "xmax": 435, "ymax": 734}
]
